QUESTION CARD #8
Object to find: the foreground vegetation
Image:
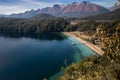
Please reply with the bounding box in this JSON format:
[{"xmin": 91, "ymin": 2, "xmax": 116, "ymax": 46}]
[{"xmin": 59, "ymin": 22, "xmax": 120, "ymax": 80}]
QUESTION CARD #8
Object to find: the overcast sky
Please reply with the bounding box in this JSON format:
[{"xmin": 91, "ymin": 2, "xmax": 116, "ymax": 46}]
[{"xmin": 0, "ymin": 0, "xmax": 118, "ymax": 15}]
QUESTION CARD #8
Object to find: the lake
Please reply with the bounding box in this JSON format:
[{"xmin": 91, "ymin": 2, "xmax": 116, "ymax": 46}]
[{"xmin": 0, "ymin": 33, "xmax": 95, "ymax": 80}]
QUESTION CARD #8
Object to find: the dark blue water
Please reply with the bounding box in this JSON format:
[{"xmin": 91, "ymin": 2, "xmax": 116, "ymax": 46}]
[{"xmin": 0, "ymin": 33, "xmax": 95, "ymax": 80}]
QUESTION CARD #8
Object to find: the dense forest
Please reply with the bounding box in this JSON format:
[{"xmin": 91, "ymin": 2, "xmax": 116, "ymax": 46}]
[
  {"xmin": 30, "ymin": 14, "xmax": 55, "ymax": 20},
  {"xmin": 78, "ymin": 8, "xmax": 120, "ymax": 20},
  {"xmin": 0, "ymin": 17, "xmax": 70, "ymax": 33},
  {"xmin": 0, "ymin": 17, "xmax": 117, "ymax": 34},
  {"xmin": 0, "ymin": 17, "xmax": 97, "ymax": 33}
]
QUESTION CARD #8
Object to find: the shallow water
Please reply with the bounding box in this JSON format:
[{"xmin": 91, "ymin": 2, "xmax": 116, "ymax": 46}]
[{"xmin": 0, "ymin": 33, "xmax": 95, "ymax": 80}]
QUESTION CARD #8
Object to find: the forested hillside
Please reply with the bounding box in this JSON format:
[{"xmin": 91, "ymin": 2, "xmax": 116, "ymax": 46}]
[
  {"xmin": 59, "ymin": 21, "xmax": 120, "ymax": 80},
  {"xmin": 30, "ymin": 14, "xmax": 55, "ymax": 20},
  {"xmin": 0, "ymin": 17, "xmax": 119, "ymax": 35},
  {"xmin": 0, "ymin": 17, "xmax": 70, "ymax": 33},
  {"xmin": 79, "ymin": 9, "xmax": 120, "ymax": 20}
]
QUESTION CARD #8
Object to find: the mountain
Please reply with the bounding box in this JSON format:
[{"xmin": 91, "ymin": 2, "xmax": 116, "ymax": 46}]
[
  {"xmin": 58, "ymin": 1, "xmax": 110, "ymax": 17},
  {"xmin": 1, "ymin": 1, "xmax": 110, "ymax": 18},
  {"xmin": 5, "ymin": 9, "xmax": 38, "ymax": 18},
  {"xmin": 0, "ymin": 14, "xmax": 6, "ymax": 17},
  {"xmin": 110, "ymin": 4, "xmax": 120, "ymax": 11},
  {"xmin": 31, "ymin": 14, "xmax": 55, "ymax": 20},
  {"xmin": 79, "ymin": 8, "xmax": 120, "ymax": 20}
]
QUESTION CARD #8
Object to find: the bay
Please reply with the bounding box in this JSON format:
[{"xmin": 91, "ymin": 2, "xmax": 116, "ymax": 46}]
[{"xmin": 0, "ymin": 33, "xmax": 95, "ymax": 80}]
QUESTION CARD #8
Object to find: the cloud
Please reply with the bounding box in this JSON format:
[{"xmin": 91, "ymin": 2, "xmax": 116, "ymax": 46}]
[
  {"xmin": 0, "ymin": 5, "xmax": 30, "ymax": 14},
  {"xmin": 92, "ymin": 0, "xmax": 117, "ymax": 7},
  {"xmin": 21, "ymin": 0, "xmax": 62, "ymax": 8},
  {"xmin": 0, "ymin": 0, "xmax": 62, "ymax": 15}
]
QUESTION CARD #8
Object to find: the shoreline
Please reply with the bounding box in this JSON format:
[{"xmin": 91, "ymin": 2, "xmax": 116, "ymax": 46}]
[{"xmin": 63, "ymin": 32, "xmax": 104, "ymax": 56}]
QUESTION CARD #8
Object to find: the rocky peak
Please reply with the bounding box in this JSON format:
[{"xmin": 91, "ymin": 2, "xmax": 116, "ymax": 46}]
[
  {"xmin": 110, "ymin": 4, "xmax": 120, "ymax": 11},
  {"xmin": 53, "ymin": 4, "xmax": 60, "ymax": 8},
  {"xmin": 72, "ymin": 2, "xmax": 79, "ymax": 4},
  {"xmin": 82, "ymin": 1, "xmax": 90, "ymax": 4}
]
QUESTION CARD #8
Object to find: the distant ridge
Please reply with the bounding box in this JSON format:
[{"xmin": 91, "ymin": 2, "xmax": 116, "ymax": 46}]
[
  {"xmin": 31, "ymin": 14, "xmax": 55, "ymax": 20},
  {"xmin": 0, "ymin": 1, "xmax": 110, "ymax": 18},
  {"xmin": 79, "ymin": 8, "xmax": 120, "ymax": 20},
  {"xmin": 110, "ymin": 4, "xmax": 120, "ymax": 11}
]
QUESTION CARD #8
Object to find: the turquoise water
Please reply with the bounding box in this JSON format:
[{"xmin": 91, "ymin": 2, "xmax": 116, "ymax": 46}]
[
  {"xmin": 68, "ymin": 37, "xmax": 96, "ymax": 62},
  {"xmin": 50, "ymin": 35, "xmax": 96, "ymax": 80},
  {"xmin": 0, "ymin": 33, "xmax": 95, "ymax": 80}
]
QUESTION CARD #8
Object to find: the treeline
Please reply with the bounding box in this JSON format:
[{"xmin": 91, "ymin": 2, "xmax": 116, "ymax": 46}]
[
  {"xmin": 0, "ymin": 17, "xmax": 119, "ymax": 34},
  {"xmin": 30, "ymin": 14, "xmax": 55, "ymax": 20},
  {"xmin": 78, "ymin": 8, "xmax": 120, "ymax": 20},
  {"xmin": 0, "ymin": 17, "xmax": 70, "ymax": 33},
  {"xmin": 67, "ymin": 20, "xmax": 98, "ymax": 34},
  {"xmin": 67, "ymin": 20, "xmax": 119, "ymax": 35},
  {"xmin": 0, "ymin": 17, "xmax": 99, "ymax": 33}
]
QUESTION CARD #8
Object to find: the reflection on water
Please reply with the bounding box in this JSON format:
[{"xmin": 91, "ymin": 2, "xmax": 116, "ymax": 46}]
[{"xmin": 0, "ymin": 32, "xmax": 68, "ymax": 41}]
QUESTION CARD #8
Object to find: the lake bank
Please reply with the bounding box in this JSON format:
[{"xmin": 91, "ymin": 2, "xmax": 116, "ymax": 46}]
[{"xmin": 63, "ymin": 32, "xmax": 104, "ymax": 56}]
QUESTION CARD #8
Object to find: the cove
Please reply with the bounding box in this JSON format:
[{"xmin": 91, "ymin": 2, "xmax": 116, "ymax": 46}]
[{"xmin": 0, "ymin": 33, "xmax": 95, "ymax": 80}]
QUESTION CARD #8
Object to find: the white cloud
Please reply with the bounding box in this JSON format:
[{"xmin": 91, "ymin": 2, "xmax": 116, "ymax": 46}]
[
  {"xmin": 21, "ymin": 0, "xmax": 56, "ymax": 7},
  {"xmin": 93, "ymin": 0, "xmax": 116, "ymax": 7},
  {"xmin": 0, "ymin": 0, "xmax": 62, "ymax": 15},
  {"xmin": 0, "ymin": 6, "xmax": 25, "ymax": 14}
]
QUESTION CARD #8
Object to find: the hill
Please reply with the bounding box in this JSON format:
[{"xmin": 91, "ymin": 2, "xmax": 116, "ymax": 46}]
[
  {"xmin": 58, "ymin": 21, "xmax": 120, "ymax": 80},
  {"xmin": 110, "ymin": 4, "xmax": 120, "ymax": 11},
  {"xmin": 30, "ymin": 14, "xmax": 55, "ymax": 20},
  {"xmin": 79, "ymin": 8, "xmax": 120, "ymax": 20}
]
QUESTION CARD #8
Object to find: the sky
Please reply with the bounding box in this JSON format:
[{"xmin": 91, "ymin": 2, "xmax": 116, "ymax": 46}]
[{"xmin": 0, "ymin": 0, "xmax": 118, "ymax": 15}]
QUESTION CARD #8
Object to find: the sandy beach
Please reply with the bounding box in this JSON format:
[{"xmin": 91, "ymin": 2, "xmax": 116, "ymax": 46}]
[{"xmin": 63, "ymin": 32, "xmax": 104, "ymax": 56}]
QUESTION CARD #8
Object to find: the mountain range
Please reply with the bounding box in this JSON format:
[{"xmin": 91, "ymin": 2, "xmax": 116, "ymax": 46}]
[
  {"xmin": 31, "ymin": 14, "xmax": 55, "ymax": 20},
  {"xmin": 0, "ymin": 1, "xmax": 111, "ymax": 18}
]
